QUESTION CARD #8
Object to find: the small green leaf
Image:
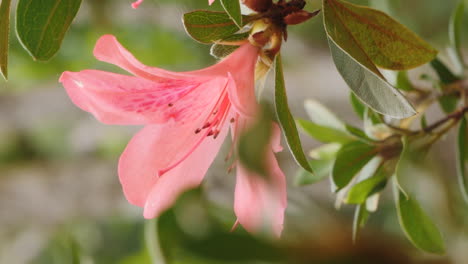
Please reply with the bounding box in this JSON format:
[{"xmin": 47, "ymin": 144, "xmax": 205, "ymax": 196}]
[
  {"xmin": 449, "ymin": 1, "xmax": 466, "ymax": 70},
  {"xmin": 238, "ymin": 104, "xmax": 273, "ymax": 176},
  {"xmin": 297, "ymin": 119, "xmax": 353, "ymax": 144},
  {"xmin": 0, "ymin": 0, "xmax": 11, "ymax": 80},
  {"xmin": 309, "ymin": 143, "xmax": 341, "ymax": 160},
  {"xmin": 16, "ymin": 0, "xmax": 82, "ymax": 61},
  {"xmin": 346, "ymin": 165, "xmax": 388, "ymax": 204},
  {"xmin": 456, "ymin": 115, "xmax": 468, "ymax": 203},
  {"xmin": 275, "ymin": 54, "xmax": 313, "ymax": 174},
  {"xmin": 352, "ymin": 205, "xmax": 370, "ymax": 242},
  {"xmin": 430, "ymin": 58, "xmax": 460, "ymax": 113},
  {"xmin": 332, "ymin": 141, "xmax": 376, "ymax": 191},
  {"xmin": 295, "ymin": 159, "xmax": 334, "ymax": 186},
  {"xmin": 430, "ymin": 58, "xmax": 460, "ymax": 85},
  {"xmin": 394, "ymin": 184, "xmax": 445, "ymax": 254},
  {"xmin": 323, "ymin": 0, "xmax": 437, "ymax": 70},
  {"xmin": 183, "ymin": 10, "xmax": 243, "ymax": 44},
  {"xmin": 350, "ymin": 92, "xmax": 365, "ymax": 120},
  {"xmin": 326, "ymin": 36, "xmax": 416, "ymax": 118},
  {"xmin": 396, "ymin": 71, "xmax": 414, "ymax": 91},
  {"xmin": 220, "ymin": 0, "xmax": 242, "ymax": 28},
  {"xmin": 420, "ymin": 114, "xmax": 428, "ymax": 130},
  {"xmin": 304, "ymin": 99, "xmax": 345, "ymax": 130},
  {"xmin": 210, "ymin": 44, "xmax": 239, "ymax": 59}
]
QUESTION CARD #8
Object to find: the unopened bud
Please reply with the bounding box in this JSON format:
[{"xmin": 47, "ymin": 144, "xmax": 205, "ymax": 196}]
[
  {"xmin": 284, "ymin": 9, "xmax": 320, "ymax": 25},
  {"xmin": 242, "ymin": 0, "xmax": 272, "ymax": 12}
]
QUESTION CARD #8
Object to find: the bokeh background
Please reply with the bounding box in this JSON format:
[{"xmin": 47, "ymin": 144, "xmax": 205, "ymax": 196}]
[{"xmin": 1, "ymin": 0, "xmax": 467, "ymax": 263}]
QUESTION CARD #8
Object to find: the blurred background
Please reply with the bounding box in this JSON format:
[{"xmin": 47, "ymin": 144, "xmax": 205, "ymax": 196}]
[{"xmin": 1, "ymin": 0, "xmax": 467, "ymax": 263}]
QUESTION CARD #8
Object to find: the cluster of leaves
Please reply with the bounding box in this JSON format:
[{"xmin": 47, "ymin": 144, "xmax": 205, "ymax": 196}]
[
  {"xmin": 296, "ymin": 0, "xmax": 468, "ymax": 254},
  {"xmin": 0, "ymin": 0, "xmax": 82, "ymax": 80}
]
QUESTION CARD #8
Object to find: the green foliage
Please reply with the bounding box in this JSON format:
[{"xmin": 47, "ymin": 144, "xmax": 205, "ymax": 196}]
[
  {"xmin": 457, "ymin": 115, "xmax": 468, "ymax": 202},
  {"xmin": 297, "ymin": 119, "xmax": 353, "ymax": 144},
  {"xmin": 325, "ymin": 37, "xmax": 415, "ymax": 118},
  {"xmin": 346, "ymin": 165, "xmax": 387, "ymax": 204},
  {"xmin": 0, "ymin": 0, "xmax": 11, "ymax": 80},
  {"xmin": 275, "ymin": 54, "xmax": 313, "ymax": 174},
  {"xmin": 16, "ymin": 0, "xmax": 82, "ymax": 61},
  {"xmin": 183, "ymin": 10, "xmax": 244, "ymax": 44},
  {"xmin": 396, "ymin": 71, "xmax": 415, "ymax": 91},
  {"xmin": 322, "ymin": 0, "xmax": 440, "ymax": 118},
  {"xmin": 295, "ymin": 159, "xmax": 334, "ymax": 186},
  {"xmin": 394, "ymin": 185, "xmax": 446, "ymax": 254},
  {"xmin": 430, "ymin": 58, "xmax": 460, "ymax": 113},
  {"xmin": 331, "ymin": 140, "xmax": 376, "ymax": 191},
  {"xmin": 352, "ymin": 204, "xmax": 370, "ymax": 242},
  {"xmin": 323, "ymin": 0, "xmax": 437, "ymax": 70},
  {"xmin": 220, "ymin": 0, "xmax": 242, "ymax": 28},
  {"xmin": 449, "ymin": 0, "xmax": 466, "ymax": 71}
]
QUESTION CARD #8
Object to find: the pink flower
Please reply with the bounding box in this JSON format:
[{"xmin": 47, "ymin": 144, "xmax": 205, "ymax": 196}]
[
  {"xmin": 59, "ymin": 35, "xmax": 286, "ymax": 236},
  {"xmin": 132, "ymin": 0, "xmax": 215, "ymax": 9}
]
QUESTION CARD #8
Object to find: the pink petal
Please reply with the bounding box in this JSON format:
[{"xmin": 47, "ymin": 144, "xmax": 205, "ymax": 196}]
[
  {"xmin": 60, "ymin": 70, "xmax": 226, "ymax": 125},
  {"xmin": 234, "ymin": 150, "xmax": 287, "ymax": 237},
  {"xmin": 271, "ymin": 122, "xmax": 283, "ymax": 153},
  {"xmin": 209, "ymin": 0, "xmax": 215, "ymax": 5},
  {"xmin": 118, "ymin": 114, "xmax": 218, "ymax": 206},
  {"xmin": 142, "ymin": 119, "xmax": 231, "ymax": 218},
  {"xmin": 93, "ymin": 35, "xmax": 192, "ymax": 81},
  {"xmin": 131, "ymin": 0, "xmax": 143, "ymax": 9},
  {"xmin": 93, "ymin": 35, "xmax": 260, "ymax": 116}
]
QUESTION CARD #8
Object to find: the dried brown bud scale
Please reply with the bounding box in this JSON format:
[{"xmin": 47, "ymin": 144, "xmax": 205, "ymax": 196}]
[{"xmin": 242, "ymin": 0, "xmax": 272, "ymax": 12}]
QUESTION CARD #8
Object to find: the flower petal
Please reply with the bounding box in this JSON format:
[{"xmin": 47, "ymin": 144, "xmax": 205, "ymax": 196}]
[
  {"xmin": 234, "ymin": 150, "xmax": 287, "ymax": 237},
  {"xmin": 209, "ymin": 0, "xmax": 215, "ymax": 5},
  {"xmin": 94, "ymin": 35, "xmax": 260, "ymax": 117},
  {"xmin": 142, "ymin": 119, "xmax": 230, "ymax": 218},
  {"xmin": 93, "ymin": 35, "xmax": 192, "ymax": 81},
  {"xmin": 60, "ymin": 70, "xmax": 225, "ymax": 125}
]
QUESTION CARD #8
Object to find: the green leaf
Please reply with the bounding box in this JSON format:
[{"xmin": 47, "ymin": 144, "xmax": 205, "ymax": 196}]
[
  {"xmin": 0, "ymin": 0, "xmax": 11, "ymax": 80},
  {"xmin": 394, "ymin": 185, "xmax": 445, "ymax": 254},
  {"xmin": 430, "ymin": 58, "xmax": 460, "ymax": 85},
  {"xmin": 323, "ymin": 0, "xmax": 437, "ymax": 71},
  {"xmin": 304, "ymin": 99, "xmax": 346, "ymax": 130},
  {"xmin": 297, "ymin": 119, "xmax": 353, "ymax": 144},
  {"xmin": 220, "ymin": 0, "xmax": 242, "ymax": 28},
  {"xmin": 449, "ymin": 1, "xmax": 466, "ymax": 70},
  {"xmin": 325, "ymin": 36, "xmax": 416, "ymax": 118},
  {"xmin": 430, "ymin": 58, "xmax": 460, "ymax": 113},
  {"xmin": 275, "ymin": 54, "xmax": 313, "ymax": 174},
  {"xmin": 295, "ymin": 159, "xmax": 334, "ymax": 186},
  {"xmin": 396, "ymin": 71, "xmax": 414, "ymax": 91},
  {"xmin": 346, "ymin": 165, "xmax": 388, "ymax": 204},
  {"xmin": 304, "ymin": 99, "xmax": 370, "ymax": 141},
  {"xmin": 238, "ymin": 104, "xmax": 273, "ymax": 176},
  {"xmin": 350, "ymin": 92, "xmax": 365, "ymax": 120},
  {"xmin": 352, "ymin": 205, "xmax": 370, "ymax": 242},
  {"xmin": 456, "ymin": 115, "xmax": 468, "ymax": 203},
  {"xmin": 309, "ymin": 143, "xmax": 341, "ymax": 160},
  {"xmin": 331, "ymin": 141, "xmax": 376, "ymax": 191},
  {"xmin": 183, "ymin": 10, "xmax": 243, "ymax": 44},
  {"xmin": 16, "ymin": 0, "xmax": 82, "ymax": 61}
]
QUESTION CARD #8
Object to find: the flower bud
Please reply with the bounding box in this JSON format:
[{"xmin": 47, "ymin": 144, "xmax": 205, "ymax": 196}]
[{"xmin": 242, "ymin": 0, "xmax": 272, "ymax": 12}]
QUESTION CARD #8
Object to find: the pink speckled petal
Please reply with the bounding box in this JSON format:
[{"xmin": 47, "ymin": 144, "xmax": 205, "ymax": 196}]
[
  {"xmin": 60, "ymin": 70, "xmax": 225, "ymax": 125},
  {"xmin": 118, "ymin": 110, "xmax": 221, "ymax": 206},
  {"xmin": 234, "ymin": 150, "xmax": 287, "ymax": 237},
  {"xmin": 142, "ymin": 119, "xmax": 230, "ymax": 218}
]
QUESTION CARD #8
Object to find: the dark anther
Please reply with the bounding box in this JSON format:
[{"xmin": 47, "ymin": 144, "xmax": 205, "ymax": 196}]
[
  {"xmin": 202, "ymin": 122, "xmax": 211, "ymax": 129},
  {"xmin": 195, "ymin": 128, "xmax": 202, "ymax": 134},
  {"xmin": 168, "ymin": 103, "xmax": 173, "ymax": 107}
]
